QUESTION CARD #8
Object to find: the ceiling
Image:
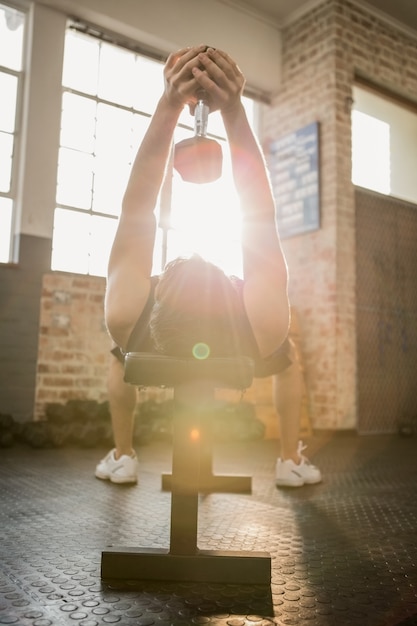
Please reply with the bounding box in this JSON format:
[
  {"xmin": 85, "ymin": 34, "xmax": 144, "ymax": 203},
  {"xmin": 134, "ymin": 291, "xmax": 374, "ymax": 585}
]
[{"xmin": 227, "ymin": 0, "xmax": 417, "ymax": 33}]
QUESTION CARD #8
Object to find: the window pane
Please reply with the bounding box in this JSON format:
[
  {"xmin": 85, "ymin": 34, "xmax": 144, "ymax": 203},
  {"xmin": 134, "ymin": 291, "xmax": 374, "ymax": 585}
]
[
  {"xmin": 92, "ymin": 155, "xmax": 129, "ymax": 216},
  {"xmin": 93, "ymin": 104, "xmax": 134, "ymax": 215},
  {"xmin": 0, "ymin": 131, "xmax": 13, "ymax": 192},
  {"xmin": 133, "ymin": 56, "xmax": 163, "ymax": 113},
  {"xmin": 353, "ymin": 85, "xmax": 417, "ymax": 204},
  {"xmin": 62, "ymin": 30, "xmax": 100, "ymax": 95},
  {"xmin": 0, "ymin": 72, "xmax": 18, "ymax": 132},
  {"xmin": 352, "ymin": 110, "xmax": 390, "ymax": 194},
  {"xmin": 98, "ymin": 42, "xmax": 136, "ymax": 106},
  {"xmin": 57, "ymin": 147, "xmax": 94, "ymax": 209},
  {"xmin": 51, "ymin": 208, "xmax": 90, "ymax": 273},
  {"xmin": 0, "ymin": 4, "xmax": 25, "ymax": 71},
  {"xmin": 0, "ymin": 196, "xmax": 12, "ymax": 262},
  {"xmin": 89, "ymin": 214, "xmax": 117, "ymax": 276},
  {"xmin": 95, "ymin": 102, "xmax": 134, "ymax": 154},
  {"xmin": 60, "ymin": 93, "xmax": 96, "ymax": 152},
  {"xmin": 52, "ymin": 209, "xmax": 117, "ymax": 276}
]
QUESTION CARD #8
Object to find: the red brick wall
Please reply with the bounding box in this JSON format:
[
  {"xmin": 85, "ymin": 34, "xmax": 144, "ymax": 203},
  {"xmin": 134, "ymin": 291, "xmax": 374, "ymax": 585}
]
[
  {"xmin": 35, "ymin": 273, "xmax": 111, "ymax": 419},
  {"xmin": 262, "ymin": 0, "xmax": 417, "ymax": 429}
]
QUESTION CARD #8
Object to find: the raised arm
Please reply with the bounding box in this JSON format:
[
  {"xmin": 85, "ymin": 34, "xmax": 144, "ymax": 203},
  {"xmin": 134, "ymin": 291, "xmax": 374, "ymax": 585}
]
[
  {"xmin": 105, "ymin": 46, "xmax": 207, "ymax": 349},
  {"xmin": 192, "ymin": 49, "xmax": 290, "ymax": 357}
]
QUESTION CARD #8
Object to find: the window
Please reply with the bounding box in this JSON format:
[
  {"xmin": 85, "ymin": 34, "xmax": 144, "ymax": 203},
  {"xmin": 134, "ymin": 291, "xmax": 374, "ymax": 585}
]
[
  {"xmin": 54, "ymin": 27, "xmax": 254, "ymax": 278},
  {"xmin": 53, "ymin": 29, "xmax": 161, "ymax": 275},
  {"xmin": 0, "ymin": 2, "xmax": 25, "ymax": 263},
  {"xmin": 351, "ymin": 109, "xmax": 390, "ymax": 195},
  {"xmin": 352, "ymin": 84, "xmax": 417, "ymax": 204}
]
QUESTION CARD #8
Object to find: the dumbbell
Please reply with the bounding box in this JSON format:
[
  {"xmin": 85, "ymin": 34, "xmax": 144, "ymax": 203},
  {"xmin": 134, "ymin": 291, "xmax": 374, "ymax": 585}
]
[{"xmin": 174, "ymin": 93, "xmax": 223, "ymax": 184}]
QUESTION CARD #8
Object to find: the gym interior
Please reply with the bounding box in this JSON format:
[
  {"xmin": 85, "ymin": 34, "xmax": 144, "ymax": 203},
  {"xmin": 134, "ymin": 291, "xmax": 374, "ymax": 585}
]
[{"xmin": 1, "ymin": 1, "xmax": 417, "ymax": 625}]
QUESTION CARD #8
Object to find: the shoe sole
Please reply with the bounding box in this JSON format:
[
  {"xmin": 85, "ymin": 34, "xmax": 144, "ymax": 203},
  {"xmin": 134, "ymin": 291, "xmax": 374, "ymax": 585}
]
[
  {"xmin": 275, "ymin": 477, "xmax": 322, "ymax": 487},
  {"xmin": 95, "ymin": 472, "xmax": 137, "ymax": 484},
  {"xmin": 109, "ymin": 474, "xmax": 138, "ymax": 484},
  {"xmin": 275, "ymin": 479, "xmax": 304, "ymax": 487}
]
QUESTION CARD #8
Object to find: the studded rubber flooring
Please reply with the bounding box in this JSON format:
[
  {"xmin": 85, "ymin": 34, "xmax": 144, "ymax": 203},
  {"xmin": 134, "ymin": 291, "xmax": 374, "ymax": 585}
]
[{"xmin": 1, "ymin": 433, "xmax": 417, "ymax": 626}]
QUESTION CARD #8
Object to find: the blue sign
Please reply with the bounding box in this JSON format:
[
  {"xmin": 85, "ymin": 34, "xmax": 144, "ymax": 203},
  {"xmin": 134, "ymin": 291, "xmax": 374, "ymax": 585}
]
[{"xmin": 269, "ymin": 122, "xmax": 320, "ymax": 238}]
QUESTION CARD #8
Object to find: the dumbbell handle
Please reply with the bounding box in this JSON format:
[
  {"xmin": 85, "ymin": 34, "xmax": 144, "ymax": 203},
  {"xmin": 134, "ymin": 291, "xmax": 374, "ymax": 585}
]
[
  {"xmin": 195, "ymin": 98, "xmax": 210, "ymax": 137},
  {"xmin": 173, "ymin": 92, "xmax": 222, "ymax": 183}
]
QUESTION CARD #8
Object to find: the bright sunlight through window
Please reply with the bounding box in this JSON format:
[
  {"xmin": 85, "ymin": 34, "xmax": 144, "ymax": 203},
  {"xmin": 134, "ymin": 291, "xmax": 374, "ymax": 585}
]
[
  {"xmin": 351, "ymin": 110, "xmax": 390, "ymax": 195},
  {"xmin": 352, "ymin": 84, "xmax": 417, "ymax": 205},
  {"xmin": 53, "ymin": 28, "xmax": 254, "ymax": 278}
]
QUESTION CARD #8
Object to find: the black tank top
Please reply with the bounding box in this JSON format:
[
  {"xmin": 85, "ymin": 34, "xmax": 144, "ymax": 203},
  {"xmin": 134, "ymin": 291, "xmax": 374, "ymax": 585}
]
[{"xmin": 124, "ymin": 274, "xmax": 291, "ymax": 378}]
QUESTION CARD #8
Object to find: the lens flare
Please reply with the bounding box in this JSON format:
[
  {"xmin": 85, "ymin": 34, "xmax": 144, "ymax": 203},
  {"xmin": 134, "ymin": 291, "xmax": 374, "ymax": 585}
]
[
  {"xmin": 192, "ymin": 342, "xmax": 210, "ymax": 360},
  {"xmin": 190, "ymin": 428, "xmax": 200, "ymax": 441}
]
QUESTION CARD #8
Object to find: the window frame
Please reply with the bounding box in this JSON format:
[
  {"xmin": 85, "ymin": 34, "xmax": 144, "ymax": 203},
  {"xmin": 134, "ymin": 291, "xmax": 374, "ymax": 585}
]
[{"xmin": 0, "ymin": 0, "xmax": 27, "ymax": 264}]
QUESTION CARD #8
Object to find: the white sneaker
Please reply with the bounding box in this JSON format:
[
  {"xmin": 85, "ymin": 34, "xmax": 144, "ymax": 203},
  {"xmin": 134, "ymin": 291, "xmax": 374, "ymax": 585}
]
[
  {"xmin": 95, "ymin": 449, "xmax": 139, "ymax": 484},
  {"xmin": 275, "ymin": 441, "xmax": 322, "ymax": 487}
]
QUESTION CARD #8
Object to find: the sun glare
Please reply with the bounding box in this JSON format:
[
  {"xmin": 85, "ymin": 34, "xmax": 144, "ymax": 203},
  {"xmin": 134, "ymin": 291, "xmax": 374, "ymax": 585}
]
[{"xmin": 169, "ymin": 150, "xmax": 243, "ymax": 278}]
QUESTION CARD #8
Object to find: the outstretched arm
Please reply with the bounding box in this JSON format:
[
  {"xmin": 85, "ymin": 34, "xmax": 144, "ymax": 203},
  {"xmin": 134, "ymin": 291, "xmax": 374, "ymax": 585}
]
[
  {"xmin": 192, "ymin": 49, "xmax": 290, "ymax": 357},
  {"xmin": 105, "ymin": 45, "xmax": 207, "ymax": 349}
]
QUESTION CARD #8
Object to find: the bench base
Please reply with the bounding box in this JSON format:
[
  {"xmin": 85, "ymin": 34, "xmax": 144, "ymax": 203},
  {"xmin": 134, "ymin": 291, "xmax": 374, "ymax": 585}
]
[
  {"xmin": 101, "ymin": 546, "xmax": 271, "ymax": 584},
  {"xmin": 161, "ymin": 472, "xmax": 252, "ymax": 493}
]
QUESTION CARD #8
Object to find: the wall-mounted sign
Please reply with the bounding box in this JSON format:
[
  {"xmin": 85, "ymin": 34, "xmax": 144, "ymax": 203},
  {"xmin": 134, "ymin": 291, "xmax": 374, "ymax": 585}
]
[{"xmin": 269, "ymin": 121, "xmax": 320, "ymax": 239}]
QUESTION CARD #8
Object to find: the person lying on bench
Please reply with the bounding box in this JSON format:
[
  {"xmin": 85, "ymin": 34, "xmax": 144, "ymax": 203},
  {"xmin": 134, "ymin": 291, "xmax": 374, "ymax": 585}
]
[{"xmin": 95, "ymin": 45, "xmax": 321, "ymax": 487}]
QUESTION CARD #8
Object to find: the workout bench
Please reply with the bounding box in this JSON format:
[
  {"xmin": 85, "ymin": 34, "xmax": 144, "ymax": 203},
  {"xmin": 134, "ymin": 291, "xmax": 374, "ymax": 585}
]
[{"xmin": 101, "ymin": 352, "xmax": 271, "ymax": 584}]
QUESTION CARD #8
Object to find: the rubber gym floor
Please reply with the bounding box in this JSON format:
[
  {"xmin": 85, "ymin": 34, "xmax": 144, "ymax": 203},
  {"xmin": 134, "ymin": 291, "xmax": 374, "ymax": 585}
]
[{"xmin": 1, "ymin": 432, "xmax": 416, "ymax": 626}]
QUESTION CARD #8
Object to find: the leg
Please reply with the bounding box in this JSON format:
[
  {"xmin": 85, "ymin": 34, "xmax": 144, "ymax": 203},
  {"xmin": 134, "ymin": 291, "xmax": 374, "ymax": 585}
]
[
  {"xmin": 272, "ymin": 339, "xmax": 302, "ymax": 463},
  {"xmin": 107, "ymin": 354, "xmax": 137, "ymax": 458},
  {"xmin": 273, "ymin": 339, "xmax": 322, "ymax": 486},
  {"xmin": 95, "ymin": 353, "xmax": 139, "ymax": 484}
]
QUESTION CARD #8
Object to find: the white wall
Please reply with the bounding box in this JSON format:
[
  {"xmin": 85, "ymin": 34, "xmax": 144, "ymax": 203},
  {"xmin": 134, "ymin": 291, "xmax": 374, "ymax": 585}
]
[{"xmin": 36, "ymin": 0, "xmax": 282, "ymax": 98}]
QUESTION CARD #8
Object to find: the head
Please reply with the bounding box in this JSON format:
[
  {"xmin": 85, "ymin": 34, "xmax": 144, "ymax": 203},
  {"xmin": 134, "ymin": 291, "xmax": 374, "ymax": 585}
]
[{"xmin": 149, "ymin": 255, "xmax": 241, "ymax": 358}]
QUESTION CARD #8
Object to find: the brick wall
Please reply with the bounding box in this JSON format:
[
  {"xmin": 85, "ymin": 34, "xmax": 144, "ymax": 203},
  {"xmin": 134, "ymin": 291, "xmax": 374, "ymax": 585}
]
[
  {"xmin": 34, "ymin": 273, "xmax": 111, "ymax": 419},
  {"xmin": 262, "ymin": 0, "xmax": 417, "ymax": 429}
]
